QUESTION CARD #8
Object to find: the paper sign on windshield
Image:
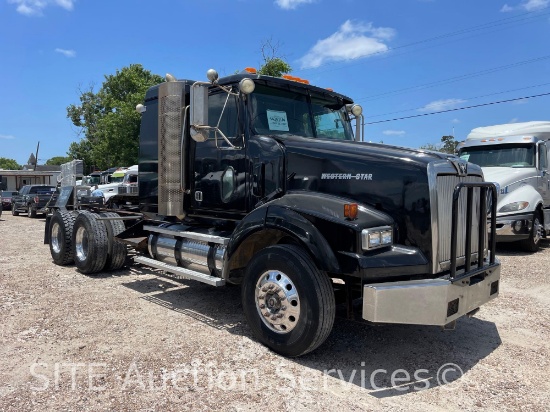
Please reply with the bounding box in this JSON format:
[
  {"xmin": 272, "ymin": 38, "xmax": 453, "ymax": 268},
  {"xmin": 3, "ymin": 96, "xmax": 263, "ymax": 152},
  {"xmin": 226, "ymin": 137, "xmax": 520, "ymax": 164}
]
[{"xmin": 267, "ymin": 110, "xmax": 289, "ymax": 131}]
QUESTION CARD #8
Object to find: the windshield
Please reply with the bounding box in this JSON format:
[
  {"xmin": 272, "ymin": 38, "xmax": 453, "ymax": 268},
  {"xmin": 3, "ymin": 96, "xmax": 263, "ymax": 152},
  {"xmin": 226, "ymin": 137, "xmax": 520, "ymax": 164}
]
[
  {"xmin": 250, "ymin": 84, "xmax": 354, "ymax": 140},
  {"xmin": 110, "ymin": 176, "xmax": 124, "ymax": 183},
  {"xmin": 459, "ymin": 143, "xmax": 536, "ymax": 168},
  {"xmin": 85, "ymin": 176, "xmax": 101, "ymax": 185}
]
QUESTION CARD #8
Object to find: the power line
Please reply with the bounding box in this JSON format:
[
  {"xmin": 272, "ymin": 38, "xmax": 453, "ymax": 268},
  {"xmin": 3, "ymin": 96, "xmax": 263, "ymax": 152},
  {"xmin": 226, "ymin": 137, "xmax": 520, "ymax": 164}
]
[
  {"xmin": 363, "ymin": 81, "xmax": 550, "ymax": 119},
  {"xmin": 364, "ymin": 92, "xmax": 550, "ymax": 125},
  {"xmin": 355, "ymin": 54, "xmax": 550, "ymax": 101}
]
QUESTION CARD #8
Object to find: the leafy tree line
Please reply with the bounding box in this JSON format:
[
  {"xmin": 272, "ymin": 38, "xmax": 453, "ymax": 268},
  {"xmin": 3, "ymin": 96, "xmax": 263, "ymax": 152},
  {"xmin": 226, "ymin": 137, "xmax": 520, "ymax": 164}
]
[
  {"xmin": 66, "ymin": 64, "xmax": 163, "ymax": 170},
  {"xmin": 420, "ymin": 135, "xmax": 459, "ymax": 154}
]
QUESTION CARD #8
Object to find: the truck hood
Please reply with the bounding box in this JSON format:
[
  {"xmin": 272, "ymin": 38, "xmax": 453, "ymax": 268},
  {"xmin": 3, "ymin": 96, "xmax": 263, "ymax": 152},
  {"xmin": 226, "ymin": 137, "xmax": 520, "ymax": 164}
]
[
  {"xmin": 279, "ymin": 136, "xmax": 454, "ymax": 257},
  {"xmin": 481, "ymin": 167, "xmax": 536, "ymax": 188}
]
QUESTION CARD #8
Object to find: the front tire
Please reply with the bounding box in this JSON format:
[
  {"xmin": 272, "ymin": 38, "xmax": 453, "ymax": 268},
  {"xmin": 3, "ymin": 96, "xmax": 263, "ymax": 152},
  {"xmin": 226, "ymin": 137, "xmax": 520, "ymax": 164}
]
[
  {"xmin": 241, "ymin": 244, "xmax": 335, "ymax": 357},
  {"xmin": 12, "ymin": 204, "xmax": 19, "ymax": 216},
  {"xmin": 72, "ymin": 212, "xmax": 108, "ymax": 274},
  {"xmin": 49, "ymin": 210, "xmax": 77, "ymax": 265},
  {"xmin": 519, "ymin": 211, "xmax": 543, "ymax": 252}
]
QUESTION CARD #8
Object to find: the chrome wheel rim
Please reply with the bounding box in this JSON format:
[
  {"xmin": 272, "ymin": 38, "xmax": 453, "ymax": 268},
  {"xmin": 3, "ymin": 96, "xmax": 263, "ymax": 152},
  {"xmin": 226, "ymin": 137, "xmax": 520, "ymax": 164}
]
[
  {"xmin": 255, "ymin": 270, "xmax": 301, "ymax": 334},
  {"xmin": 533, "ymin": 216, "xmax": 542, "ymax": 245},
  {"xmin": 75, "ymin": 226, "xmax": 88, "ymax": 261},
  {"xmin": 51, "ymin": 222, "xmax": 61, "ymax": 254}
]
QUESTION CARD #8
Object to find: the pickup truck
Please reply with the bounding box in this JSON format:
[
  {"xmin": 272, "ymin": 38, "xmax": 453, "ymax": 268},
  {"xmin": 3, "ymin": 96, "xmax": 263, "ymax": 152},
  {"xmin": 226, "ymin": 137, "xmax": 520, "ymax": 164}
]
[{"xmin": 11, "ymin": 185, "xmax": 56, "ymax": 218}]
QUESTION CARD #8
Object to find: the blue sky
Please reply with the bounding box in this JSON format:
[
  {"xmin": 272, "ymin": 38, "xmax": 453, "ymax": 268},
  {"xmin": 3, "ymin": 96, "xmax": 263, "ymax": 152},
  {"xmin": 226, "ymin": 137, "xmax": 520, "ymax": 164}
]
[{"xmin": 1, "ymin": 0, "xmax": 549, "ymax": 166}]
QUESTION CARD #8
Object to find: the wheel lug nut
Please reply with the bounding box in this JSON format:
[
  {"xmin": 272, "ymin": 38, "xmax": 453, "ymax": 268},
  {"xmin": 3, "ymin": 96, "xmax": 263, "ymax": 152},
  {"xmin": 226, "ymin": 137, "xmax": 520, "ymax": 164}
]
[
  {"xmin": 271, "ymin": 315, "xmax": 277, "ymax": 320},
  {"xmin": 281, "ymin": 306, "xmax": 287, "ymax": 311},
  {"xmin": 260, "ymin": 304, "xmax": 265, "ymax": 309},
  {"xmin": 263, "ymin": 312, "xmax": 270, "ymax": 317},
  {"xmin": 268, "ymin": 284, "xmax": 274, "ymax": 290},
  {"xmin": 277, "ymin": 314, "xmax": 283, "ymax": 318},
  {"xmin": 258, "ymin": 294, "xmax": 265, "ymax": 299},
  {"xmin": 262, "ymin": 287, "xmax": 268, "ymax": 292}
]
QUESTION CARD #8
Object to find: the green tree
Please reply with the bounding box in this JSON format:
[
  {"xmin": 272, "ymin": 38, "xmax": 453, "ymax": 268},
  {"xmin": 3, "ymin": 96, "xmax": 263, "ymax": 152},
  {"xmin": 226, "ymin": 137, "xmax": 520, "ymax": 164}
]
[
  {"xmin": 66, "ymin": 64, "xmax": 163, "ymax": 169},
  {"xmin": 67, "ymin": 139, "xmax": 94, "ymax": 171},
  {"xmin": 258, "ymin": 38, "xmax": 292, "ymax": 77},
  {"xmin": 440, "ymin": 135, "xmax": 458, "ymax": 154},
  {"xmin": 420, "ymin": 135, "xmax": 458, "ymax": 154},
  {"xmin": 45, "ymin": 156, "xmax": 72, "ymax": 166},
  {"xmin": 27, "ymin": 153, "xmax": 36, "ymax": 166},
  {"xmin": 0, "ymin": 157, "xmax": 20, "ymax": 170}
]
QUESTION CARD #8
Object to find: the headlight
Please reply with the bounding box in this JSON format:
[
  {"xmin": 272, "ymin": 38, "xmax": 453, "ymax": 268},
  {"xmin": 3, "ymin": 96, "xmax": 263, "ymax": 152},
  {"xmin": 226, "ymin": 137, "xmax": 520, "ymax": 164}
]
[
  {"xmin": 498, "ymin": 201, "xmax": 529, "ymax": 213},
  {"xmin": 362, "ymin": 226, "xmax": 393, "ymax": 250}
]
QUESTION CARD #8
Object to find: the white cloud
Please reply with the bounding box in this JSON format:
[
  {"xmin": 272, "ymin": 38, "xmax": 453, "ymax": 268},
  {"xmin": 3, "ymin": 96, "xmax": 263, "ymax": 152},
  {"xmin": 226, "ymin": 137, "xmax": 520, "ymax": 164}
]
[
  {"xmin": 500, "ymin": 0, "xmax": 548, "ymax": 12},
  {"xmin": 0, "ymin": 134, "xmax": 15, "ymax": 139},
  {"xmin": 418, "ymin": 98, "xmax": 466, "ymax": 112},
  {"xmin": 299, "ymin": 20, "xmax": 396, "ymax": 69},
  {"xmin": 383, "ymin": 130, "xmax": 406, "ymax": 136},
  {"xmin": 55, "ymin": 48, "xmax": 76, "ymax": 57},
  {"xmin": 8, "ymin": 0, "xmax": 75, "ymax": 16},
  {"xmin": 451, "ymin": 118, "xmax": 460, "ymax": 124},
  {"xmin": 275, "ymin": 0, "xmax": 314, "ymax": 9}
]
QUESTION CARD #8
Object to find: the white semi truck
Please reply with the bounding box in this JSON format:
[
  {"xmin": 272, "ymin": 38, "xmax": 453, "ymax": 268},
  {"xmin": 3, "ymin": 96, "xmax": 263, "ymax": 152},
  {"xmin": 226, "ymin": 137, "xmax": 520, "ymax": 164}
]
[{"xmin": 458, "ymin": 121, "xmax": 550, "ymax": 251}]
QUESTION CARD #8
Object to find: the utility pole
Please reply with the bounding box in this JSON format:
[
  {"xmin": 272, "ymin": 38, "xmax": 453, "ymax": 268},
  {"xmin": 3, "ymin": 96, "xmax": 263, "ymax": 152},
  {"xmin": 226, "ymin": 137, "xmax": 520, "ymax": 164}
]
[{"xmin": 34, "ymin": 141, "xmax": 40, "ymax": 170}]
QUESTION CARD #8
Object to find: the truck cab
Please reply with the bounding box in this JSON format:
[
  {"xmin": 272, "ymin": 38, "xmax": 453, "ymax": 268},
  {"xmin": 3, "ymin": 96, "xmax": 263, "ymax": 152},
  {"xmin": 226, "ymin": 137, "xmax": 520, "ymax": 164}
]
[
  {"xmin": 458, "ymin": 121, "xmax": 550, "ymax": 251},
  {"xmin": 46, "ymin": 69, "xmax": 501, "ymax": 357}
]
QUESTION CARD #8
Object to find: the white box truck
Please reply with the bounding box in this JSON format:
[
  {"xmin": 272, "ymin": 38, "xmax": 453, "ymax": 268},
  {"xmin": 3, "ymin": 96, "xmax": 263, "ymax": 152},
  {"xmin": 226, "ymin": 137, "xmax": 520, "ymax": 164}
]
[{"xmin": 458, "ymin": 121, "xmax": 550, "ymax": 251}]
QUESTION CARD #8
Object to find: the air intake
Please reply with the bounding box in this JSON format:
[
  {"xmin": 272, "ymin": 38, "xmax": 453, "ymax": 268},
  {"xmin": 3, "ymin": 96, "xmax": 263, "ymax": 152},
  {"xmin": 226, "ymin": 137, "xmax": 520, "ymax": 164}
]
[{"xmin": 158, "ymin": 81, "xmax": 185, "ymax": 216}]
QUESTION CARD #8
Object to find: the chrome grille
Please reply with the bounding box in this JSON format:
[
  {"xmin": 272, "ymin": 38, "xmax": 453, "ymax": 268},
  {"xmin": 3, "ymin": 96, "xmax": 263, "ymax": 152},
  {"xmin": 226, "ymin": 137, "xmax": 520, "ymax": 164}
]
[{"xmin": 437, "ymin": 174, "xmax": 485, "ymax": 268}]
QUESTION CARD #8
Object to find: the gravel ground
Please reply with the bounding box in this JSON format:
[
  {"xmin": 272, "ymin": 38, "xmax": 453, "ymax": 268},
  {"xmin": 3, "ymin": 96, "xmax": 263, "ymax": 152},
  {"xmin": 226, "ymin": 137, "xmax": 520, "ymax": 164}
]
[{"xmin": 0, "ymin": 212, "xmax": 549, "ymax": 411}]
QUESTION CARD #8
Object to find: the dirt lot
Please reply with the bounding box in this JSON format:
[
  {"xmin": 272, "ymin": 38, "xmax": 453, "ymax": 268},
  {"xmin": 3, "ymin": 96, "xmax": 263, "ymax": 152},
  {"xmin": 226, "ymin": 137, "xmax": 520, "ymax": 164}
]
[{"xmin": 0, "ymin": 212, "xmax": 549, "ymax": 411}]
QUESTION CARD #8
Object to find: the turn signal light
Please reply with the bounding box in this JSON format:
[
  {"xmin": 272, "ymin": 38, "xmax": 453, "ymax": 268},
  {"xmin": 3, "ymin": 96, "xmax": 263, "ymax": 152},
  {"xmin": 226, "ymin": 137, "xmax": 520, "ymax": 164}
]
[{"xmin": 344, "ymin": 203, "xmax": 358, "ymax": 220}]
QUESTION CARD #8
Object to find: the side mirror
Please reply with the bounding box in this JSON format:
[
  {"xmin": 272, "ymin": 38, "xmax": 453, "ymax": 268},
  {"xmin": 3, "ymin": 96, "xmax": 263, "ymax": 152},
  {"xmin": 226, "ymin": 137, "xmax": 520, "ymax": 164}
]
[{"xmin": 190, "ymin": 83, "xmax": 209, "ymax": 142}]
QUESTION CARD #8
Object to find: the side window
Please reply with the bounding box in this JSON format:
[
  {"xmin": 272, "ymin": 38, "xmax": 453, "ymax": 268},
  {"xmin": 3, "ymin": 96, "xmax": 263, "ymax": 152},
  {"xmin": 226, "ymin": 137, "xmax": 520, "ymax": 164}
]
[
  {"xmin": 539, "ymin": 144, "xmax": 548, "ymax": 170},
  {"xmin": 208, "ymin": 92, "xmax": 239, "ymax": 140}
]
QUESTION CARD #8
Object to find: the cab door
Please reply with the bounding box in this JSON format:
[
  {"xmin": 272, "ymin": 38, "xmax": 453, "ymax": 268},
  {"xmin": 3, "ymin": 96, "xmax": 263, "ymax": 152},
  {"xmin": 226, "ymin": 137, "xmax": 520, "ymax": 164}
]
[{"xmin": 192, "ymin": 90, "xmax": 248, "ymax": 218}]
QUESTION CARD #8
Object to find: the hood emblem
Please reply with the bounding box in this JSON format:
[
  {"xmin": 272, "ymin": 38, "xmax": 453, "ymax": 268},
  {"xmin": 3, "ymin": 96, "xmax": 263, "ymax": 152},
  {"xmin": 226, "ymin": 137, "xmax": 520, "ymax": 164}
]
[{"xmin": 450, "ymin": 159, "xmax": 468, "ymax": 176}]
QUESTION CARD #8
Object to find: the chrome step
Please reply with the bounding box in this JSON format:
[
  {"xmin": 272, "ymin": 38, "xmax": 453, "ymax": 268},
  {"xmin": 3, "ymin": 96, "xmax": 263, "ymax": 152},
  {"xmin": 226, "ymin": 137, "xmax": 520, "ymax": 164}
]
[
  {"xmin": 143, "ymin": 225, "xmax": 229, "ymax": 245},
  {"xmin": 134, "ymin": 256, "xmax": 225, "ymax": 287}
]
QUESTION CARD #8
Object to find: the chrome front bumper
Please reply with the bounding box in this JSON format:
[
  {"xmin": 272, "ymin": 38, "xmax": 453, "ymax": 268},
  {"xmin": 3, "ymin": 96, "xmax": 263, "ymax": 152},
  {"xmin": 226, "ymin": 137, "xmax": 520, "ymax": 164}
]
[{"xmin": 362, "ymin": 260, "xmax": 500, "ymax": 326}]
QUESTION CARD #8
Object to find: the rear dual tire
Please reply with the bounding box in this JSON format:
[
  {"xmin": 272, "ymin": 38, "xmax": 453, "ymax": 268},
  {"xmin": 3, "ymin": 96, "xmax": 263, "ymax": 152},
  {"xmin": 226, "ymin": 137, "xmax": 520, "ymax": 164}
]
[
  {"xmin": 49, "ymin": 210, "xmax": 77, "ymax": 265},
  {"xmin": 72, "ymin": 212, "xmax": 109, "ymax": 274}
]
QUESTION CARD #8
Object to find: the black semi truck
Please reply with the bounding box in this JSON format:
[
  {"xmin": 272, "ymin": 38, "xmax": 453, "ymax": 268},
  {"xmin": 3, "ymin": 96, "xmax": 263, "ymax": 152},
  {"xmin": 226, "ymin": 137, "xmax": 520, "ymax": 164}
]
[{"xmin": 46, "ymin": 69, "xmax": 500, "ymax": 357}]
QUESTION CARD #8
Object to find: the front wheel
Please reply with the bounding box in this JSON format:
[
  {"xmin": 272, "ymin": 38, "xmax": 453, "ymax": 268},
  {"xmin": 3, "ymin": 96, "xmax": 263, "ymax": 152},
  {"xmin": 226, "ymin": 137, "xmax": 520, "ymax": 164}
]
[
  {"xmin": 241, "ymin": 244, "xmax": 335, "ymax": 357},
  {"xmin": 519, "ymin": 211, "xmax": 543, "ymax": 252},
  {"xmin": 12, "ymin": 204, "xmax": 19, "ymax": 216}
]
